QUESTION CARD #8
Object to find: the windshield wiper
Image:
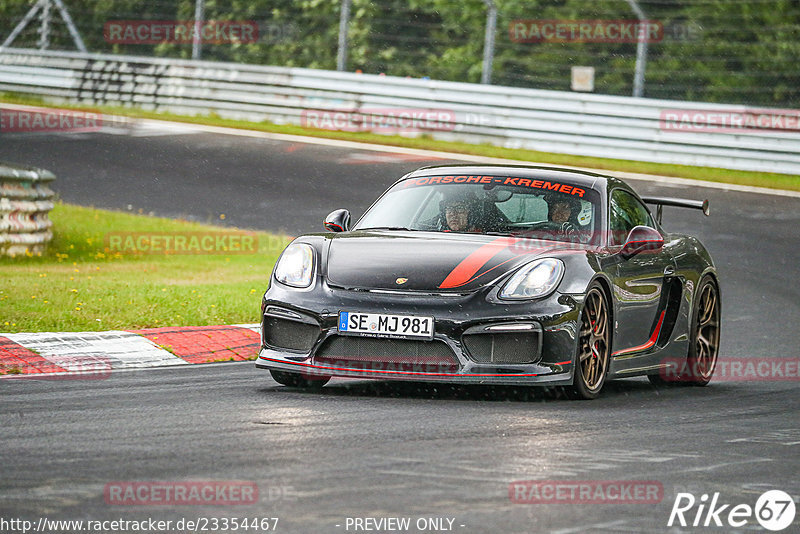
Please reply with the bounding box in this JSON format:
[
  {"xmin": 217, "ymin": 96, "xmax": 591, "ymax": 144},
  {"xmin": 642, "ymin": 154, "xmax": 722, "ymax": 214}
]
[
  {"xmin": 358, "ymin": 226, "xmax": 415, "ymax": 231},
  {"xmin": 484, "ymin": 231, "xmax": 537, "ymax": 237}
]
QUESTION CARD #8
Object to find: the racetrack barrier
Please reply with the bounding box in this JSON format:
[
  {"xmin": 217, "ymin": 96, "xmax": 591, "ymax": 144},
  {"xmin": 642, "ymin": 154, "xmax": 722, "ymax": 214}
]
[
  {"xmin": 1, "ymin": 48, "xmax": 799, "ymax": 174},
  {"xmin": 0, "ymin": 161, "xmax": 55, "ymax": 257}
]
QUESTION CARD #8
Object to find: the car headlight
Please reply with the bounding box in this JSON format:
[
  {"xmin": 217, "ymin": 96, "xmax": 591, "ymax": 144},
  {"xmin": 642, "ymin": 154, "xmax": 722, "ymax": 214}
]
[
  {"xmin": 274, "ymin": 243, "xmax": 315, "ymax": 288},
  {"xmin": 499, "ymin": 258, "xmax": 564, "ymax": 300}
]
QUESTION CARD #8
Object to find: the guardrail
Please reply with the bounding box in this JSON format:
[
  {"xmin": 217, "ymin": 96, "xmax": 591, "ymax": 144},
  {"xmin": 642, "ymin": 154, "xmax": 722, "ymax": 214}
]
[
  {"xmin": 0, "ymin": 161, "xmax": 55, "ymax": 257},
  {"xmin": 1, "ymin": 47, "xmax": 799, "ymax": 175}
]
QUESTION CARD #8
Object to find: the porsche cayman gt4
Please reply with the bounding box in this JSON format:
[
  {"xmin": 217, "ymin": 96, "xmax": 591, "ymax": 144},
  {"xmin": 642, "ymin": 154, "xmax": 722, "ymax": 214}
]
[{"xmin": 256, "ymin": 165, "xmax": 720, "ymax": 399}]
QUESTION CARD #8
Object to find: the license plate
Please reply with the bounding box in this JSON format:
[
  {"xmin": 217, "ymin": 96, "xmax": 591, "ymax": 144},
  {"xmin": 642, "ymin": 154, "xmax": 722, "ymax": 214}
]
[{"xmin": 338, "ymin": 312, "xmax": 434, "ymax": 340}]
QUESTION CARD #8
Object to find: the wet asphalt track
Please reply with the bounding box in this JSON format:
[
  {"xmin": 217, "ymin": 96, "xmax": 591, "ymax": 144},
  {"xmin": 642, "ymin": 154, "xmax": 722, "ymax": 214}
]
[{"xmin": 1, "ymin": 122, "xmax": 799, "ymax": 533}]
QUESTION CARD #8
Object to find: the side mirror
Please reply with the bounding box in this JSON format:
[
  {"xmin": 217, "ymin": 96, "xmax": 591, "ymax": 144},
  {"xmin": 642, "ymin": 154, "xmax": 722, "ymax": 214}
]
[
  {"xmin": 620, "ymin": 225, "xmax": 663, "ymax": 259},
  {"xmin": 324, "ymin": 209, "xmax": 350, "ymax": 232}
]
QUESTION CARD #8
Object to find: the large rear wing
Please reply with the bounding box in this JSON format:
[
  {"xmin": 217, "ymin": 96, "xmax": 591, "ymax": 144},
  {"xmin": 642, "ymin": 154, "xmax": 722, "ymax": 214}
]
[{"xmin": 641, "ymin": 196, "xmax": 710, "ymax": 224}]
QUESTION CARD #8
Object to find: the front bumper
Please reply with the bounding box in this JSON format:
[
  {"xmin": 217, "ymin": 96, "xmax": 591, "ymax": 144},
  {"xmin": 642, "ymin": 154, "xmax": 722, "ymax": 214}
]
[{"xmin": 255, "ymin": 280, "xmax": 580, "ymax": 386}]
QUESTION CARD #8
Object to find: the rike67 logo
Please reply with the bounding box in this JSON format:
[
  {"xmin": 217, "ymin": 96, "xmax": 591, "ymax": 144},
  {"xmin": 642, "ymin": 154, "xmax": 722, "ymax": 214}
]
[{"xmin": 669, "ymin": 490, "xmax": 796, "ymax": 531}]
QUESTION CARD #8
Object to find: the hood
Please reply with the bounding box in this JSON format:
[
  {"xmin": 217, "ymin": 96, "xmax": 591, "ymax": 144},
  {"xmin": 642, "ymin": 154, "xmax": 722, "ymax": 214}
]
[{"xmin": 325, "ymin": 231, "xmax": 578, "ymax": 292}]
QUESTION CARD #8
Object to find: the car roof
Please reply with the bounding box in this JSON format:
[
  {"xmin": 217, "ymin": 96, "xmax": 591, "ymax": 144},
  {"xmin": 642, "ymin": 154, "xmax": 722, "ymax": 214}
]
[{"xmin": 405, "ymin": 164, "xmax": 625, "ymax": 193}]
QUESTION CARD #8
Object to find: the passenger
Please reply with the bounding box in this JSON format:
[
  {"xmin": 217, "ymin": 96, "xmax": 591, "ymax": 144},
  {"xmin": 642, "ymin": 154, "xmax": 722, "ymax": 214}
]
[
  {"xmin": 548, "ymin": 199, "xmax": 574, "ymax": 224},
  {"xmin": 546, "ymin": 195, "xmax": 584, "ymax": 241}
]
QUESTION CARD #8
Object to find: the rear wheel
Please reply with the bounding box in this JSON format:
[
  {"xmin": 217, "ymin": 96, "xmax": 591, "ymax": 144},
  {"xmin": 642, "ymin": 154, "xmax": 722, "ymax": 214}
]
[
  {"xmin": 565, "ymin": 284, "xmax": 610, "ymax": 400},
  {"xmin": 270, "ymin": 369, "xmax": 330, "ymax": 388},
  {"xmin": 687, "ymin": 277, "xmax": 721, "ymax": 385},
  {"xmin": 649, "ymin": 276, "xmax": 720, "ymax": 386}
]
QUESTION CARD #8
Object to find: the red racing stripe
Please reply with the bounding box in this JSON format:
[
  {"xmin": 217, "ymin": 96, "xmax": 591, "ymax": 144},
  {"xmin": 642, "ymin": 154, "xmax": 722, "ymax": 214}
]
[
  {"xmin": 611, "ymin": 310, "xmax": 666, "ymax": 357},
  {"xmin": 439, "ymin": 237, "xmax": 521, "ymax": 289}
]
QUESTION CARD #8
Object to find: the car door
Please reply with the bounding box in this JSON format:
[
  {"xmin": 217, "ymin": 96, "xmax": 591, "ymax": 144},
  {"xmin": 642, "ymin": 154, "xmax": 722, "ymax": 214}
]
[{"xmin": 608, "ymin": 188, "xmax": 677, "ymax": 365}]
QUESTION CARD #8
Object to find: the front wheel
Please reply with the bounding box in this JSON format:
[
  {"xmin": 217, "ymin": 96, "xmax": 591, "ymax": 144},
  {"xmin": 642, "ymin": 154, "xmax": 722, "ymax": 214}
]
[
  {"xmin": 565, "ymin": 284, "xmax": 611, "ymax": 400},
  {"xmin": 270, "ymin": 369, "xmax": 330, "ymax": 388}
]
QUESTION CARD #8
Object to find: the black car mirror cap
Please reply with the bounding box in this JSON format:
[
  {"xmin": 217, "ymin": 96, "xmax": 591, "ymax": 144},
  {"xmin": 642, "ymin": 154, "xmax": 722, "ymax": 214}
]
[
  {"xmin": 484, "ymin": 188, "xmax": 513, "ymax": 203},
  {"xmin": 324, "ymin": 209, "xmax": 351, "ymax": 232},
  {"xmin": 620, "ymin": 225, "xmax": 664, "ymax": 259}
]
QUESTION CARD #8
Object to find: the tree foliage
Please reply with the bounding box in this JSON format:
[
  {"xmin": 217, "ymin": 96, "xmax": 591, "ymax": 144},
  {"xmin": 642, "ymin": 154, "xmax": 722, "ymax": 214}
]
[{"xmin": 0, "ymin": 0, "xmax": 797, "ymax": 106}]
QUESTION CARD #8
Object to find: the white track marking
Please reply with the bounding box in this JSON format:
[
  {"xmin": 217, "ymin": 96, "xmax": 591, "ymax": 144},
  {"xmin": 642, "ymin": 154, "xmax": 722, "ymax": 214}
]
[
  {"xmin": 337, "ymin": 152, "xmax": 445, "ymax": 164},
  {"xmin": 231, "ymin": 323, "xmax": 261, "ymax": 334},
  {"xmin": 3, "ymin": 331, "xmax": 187, "ymax": 369}
]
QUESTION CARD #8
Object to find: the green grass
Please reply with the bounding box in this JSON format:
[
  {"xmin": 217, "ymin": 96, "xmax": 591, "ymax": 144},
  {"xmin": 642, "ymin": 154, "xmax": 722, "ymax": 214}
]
[
  {"xmin": 2, "ymin": 92, "xmax": 798, "ymax": 191},
  {"xmin": 0, "ymin": 203, "xmax": 290, "ymax": 333}
]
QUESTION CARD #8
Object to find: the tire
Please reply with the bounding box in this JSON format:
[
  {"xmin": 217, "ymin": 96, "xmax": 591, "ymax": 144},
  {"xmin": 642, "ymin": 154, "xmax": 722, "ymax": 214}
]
[
  {"xmin": 648, "ymin": 276, "xmax": 720, "ymax": 387},
  {"xmin": 565, "ymin": 284, "xmax": 611, "ymax": 400},
  {"xmin": 683, "ymin": 276, "xmax": 721, "ymax": 385},
  {"xmin": 269, "ymin": 369, "xmax": 330, "ymax": 389}
]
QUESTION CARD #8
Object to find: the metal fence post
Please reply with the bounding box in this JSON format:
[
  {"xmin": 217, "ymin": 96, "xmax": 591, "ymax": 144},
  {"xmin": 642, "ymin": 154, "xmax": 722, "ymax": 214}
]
[
  {"xmin": 192, "ymin": 0, "xmax": 204, "ymax": 60},
  {"xmin": 37, "ymin": 0, "xmax": 51, "ymax": 50},
  {"xmin": 481, "ymin": 0, "xmax": 497, "ymax": 84},
  {"xmin": 337, "ymin": 0, "xmax": 351, "ymax": 71},
  {"xmin": 626, "ymin": 0, "xmax": 648, "ymax": 98}
]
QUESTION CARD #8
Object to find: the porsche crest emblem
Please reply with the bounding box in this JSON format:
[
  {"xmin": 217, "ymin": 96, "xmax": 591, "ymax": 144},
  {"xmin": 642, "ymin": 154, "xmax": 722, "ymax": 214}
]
[{"xmin": 395, "ymin": 277, "xmax": 408, "ymax": 285}]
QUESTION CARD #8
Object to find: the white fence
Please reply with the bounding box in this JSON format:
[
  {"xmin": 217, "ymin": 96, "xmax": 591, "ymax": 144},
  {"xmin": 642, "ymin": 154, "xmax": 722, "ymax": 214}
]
[{"xmin": 1, "ymin": 47, "xmax": 799, "ymax": 175}]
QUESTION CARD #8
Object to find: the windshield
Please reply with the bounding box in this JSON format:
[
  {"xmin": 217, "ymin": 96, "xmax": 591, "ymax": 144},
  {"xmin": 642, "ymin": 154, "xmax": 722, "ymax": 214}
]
[{"xmin": 355, "ymin": 175, "xmax": 601, "ymax": 244}]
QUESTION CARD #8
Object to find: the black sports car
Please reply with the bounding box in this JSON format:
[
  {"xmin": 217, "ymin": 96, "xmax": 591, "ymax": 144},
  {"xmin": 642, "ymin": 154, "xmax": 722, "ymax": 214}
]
[{"xmin": 256, "ymin": 165, "xmax": 720, "ymax": 399}]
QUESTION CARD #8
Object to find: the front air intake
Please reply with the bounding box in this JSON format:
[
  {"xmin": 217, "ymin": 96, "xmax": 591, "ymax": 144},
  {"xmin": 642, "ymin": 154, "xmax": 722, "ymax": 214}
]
[
  {"xmin": 315, "ymin": 336, "xmax": 460, "ymax": 373},
  {"xmin": 462, "ymin": 332, "xmax": 540, "ymax": 364},
  {"xmin": 263, "ymin": 316, "xmax": 319, "ymax": 352}
]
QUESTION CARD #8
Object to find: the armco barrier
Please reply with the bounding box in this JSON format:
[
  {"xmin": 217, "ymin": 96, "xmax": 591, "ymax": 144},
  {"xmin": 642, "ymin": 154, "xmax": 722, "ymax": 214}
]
[
  {"xmin": 0, "ymin": 162, "xmax": 55, "ymax": 256},
  {"xmin": 0, "ymin": 48, "xmax": 799, "ymax": 175}
]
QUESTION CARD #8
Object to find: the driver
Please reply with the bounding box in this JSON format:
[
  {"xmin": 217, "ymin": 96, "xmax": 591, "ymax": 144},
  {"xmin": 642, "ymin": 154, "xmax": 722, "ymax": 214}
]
[{"xmin": 440, "ymin": 191, "xmax": 481, "ymax": 233}]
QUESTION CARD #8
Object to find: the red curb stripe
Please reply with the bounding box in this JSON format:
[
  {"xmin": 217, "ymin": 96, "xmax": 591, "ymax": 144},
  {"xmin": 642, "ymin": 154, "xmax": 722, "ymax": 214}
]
[
  {"xmin": 129, "ymin": 325, "xmax": 260, "ymax": 364},
  {"xmin": 0, "ymin": 336, "xmax": 68, "ymax": 375}
]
